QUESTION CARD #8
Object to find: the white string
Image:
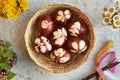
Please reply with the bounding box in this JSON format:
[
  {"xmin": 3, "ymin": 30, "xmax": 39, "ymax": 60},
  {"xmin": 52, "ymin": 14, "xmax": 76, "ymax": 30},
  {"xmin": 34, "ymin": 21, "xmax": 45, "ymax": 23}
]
[{"xmin": 104, "ymin": 71, "xmax": 120, "ymax": 80}]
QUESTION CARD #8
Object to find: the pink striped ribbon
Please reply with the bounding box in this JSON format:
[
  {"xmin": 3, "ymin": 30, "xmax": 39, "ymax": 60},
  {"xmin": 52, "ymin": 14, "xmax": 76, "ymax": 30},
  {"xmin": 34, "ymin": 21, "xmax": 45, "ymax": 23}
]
[{"xmin": 95, "ymin": 51, "xmax": 117, "ymax": 80}]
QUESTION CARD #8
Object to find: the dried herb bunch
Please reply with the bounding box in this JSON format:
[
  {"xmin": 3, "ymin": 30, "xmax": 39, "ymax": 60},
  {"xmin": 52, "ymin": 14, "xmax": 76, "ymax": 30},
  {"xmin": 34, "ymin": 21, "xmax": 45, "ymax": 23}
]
[{"xmin": 0, "ymin": 40, "xmax": 17, "ymax": 80}]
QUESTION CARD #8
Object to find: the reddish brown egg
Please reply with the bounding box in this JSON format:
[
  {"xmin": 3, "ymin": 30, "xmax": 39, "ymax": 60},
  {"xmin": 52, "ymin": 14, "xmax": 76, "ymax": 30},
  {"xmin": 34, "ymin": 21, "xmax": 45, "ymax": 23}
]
[
  {"xmin": 50, "ymin": 48, "xmax": 72, "ymax": 63},
  {"xmin": 67, "ymin": 37, "xmax": 87, "ymax": 54},
  {"xmin": 34, "ymin": 36, "xmax": 52, "ymax": 54},
  {"xmin": 38, "ymin": 14, "xmax": 54, "ymax": 36},
  {"xmin": 51, "ymin": 27, "xmax": 67, "ymax": 48},
  {"xmin": 67, "ymin": 20, "xmax": 87, "ymax": 37},
  {"xmin": 53, "ymin": 9, "xmax": 72, "ymax": 25}
]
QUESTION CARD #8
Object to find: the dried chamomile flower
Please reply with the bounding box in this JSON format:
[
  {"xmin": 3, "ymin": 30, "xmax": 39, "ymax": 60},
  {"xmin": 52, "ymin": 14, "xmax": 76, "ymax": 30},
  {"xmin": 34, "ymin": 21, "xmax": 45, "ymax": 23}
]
[
  {"xmin": 103, "ymin": 17, "xmax": 111, "ymax": 25},
  {"xmin": 113, "ymin": 14, "xmax": 120, "ymax": 21},
  {"xmin": 103, "ymin": 7, "xmax": 116, "ymax": 18},
  {"xmin": 113, "ymin": 20, "xmax": 120, "ymax": 28},
  {"xmin": 114, "ymin": 0, "xmax": 120, "ymax": 6},
  {"xmin": 108, "ymin": 6, "xmax": 116, "ymax": 15},
  {"xmin": 103, "ymin": 7, "xmax": 108, "ymax": 12},
  {"xmin": 112, "ymin": 14, "xmax": 120, "ymax": 28},
  {"xmin": 102, "ymin": 11, "xmax": 112, "ymax": 25},
  {"xmin": 102, "ymin": 1, "xmax": 120, "ymax": 29},
  {"xmin": 104, "ymin": 12, "xmax": 112, "ymax": 17}
]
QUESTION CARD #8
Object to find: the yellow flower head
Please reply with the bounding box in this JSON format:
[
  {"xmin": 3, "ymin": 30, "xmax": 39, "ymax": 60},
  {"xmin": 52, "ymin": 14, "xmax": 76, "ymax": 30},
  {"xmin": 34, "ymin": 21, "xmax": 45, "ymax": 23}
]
[
  {"xmin": 0, "ymin": 7, "xmax": 8, "ymax": 18},
  {"xmin": 17, "ymin": 0, "xmax": 28, "ymax": 11},
  {"xmin": 7, "ymin": 6, "xmax": 21, "ymax": 18},
  {"xmin": 0, "ymin": 0, "xmax": 28, "ymax": 18},
  {"xmin": 0, "ymin": 0, "xmax": 16, "ymax": 8}
]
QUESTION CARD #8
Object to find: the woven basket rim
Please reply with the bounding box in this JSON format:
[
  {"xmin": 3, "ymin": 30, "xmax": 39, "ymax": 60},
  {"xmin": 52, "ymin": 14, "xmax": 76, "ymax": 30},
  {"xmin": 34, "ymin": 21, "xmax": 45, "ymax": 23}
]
[{"xmin": 25, "ymin": 3, "xmax": 94, "ymax": 73}]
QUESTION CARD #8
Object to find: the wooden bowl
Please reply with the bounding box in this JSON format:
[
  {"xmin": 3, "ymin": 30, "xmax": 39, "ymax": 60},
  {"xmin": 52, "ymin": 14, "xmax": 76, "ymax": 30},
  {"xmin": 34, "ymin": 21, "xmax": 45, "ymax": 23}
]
[{"xmin": 25, "ymin": 4, "xmax": 94, "ymax": 73}]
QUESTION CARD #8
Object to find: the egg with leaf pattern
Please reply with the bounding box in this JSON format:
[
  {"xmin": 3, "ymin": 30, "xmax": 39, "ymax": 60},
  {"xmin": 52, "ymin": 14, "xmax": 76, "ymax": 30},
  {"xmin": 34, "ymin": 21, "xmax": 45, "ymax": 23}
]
[{"xmin": 67, "ymin": 37, "xmax": 87, "ymax": 54}]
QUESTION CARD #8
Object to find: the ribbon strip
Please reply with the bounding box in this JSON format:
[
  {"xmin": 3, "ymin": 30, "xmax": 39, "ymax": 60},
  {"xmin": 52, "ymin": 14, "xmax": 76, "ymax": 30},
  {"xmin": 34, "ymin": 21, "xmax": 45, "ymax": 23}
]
[
  {"xmin": 98, "ymin": 51, "xmax": 116, "ymax": 73},
  {"xmin": 95, "ymin": 51, "xmax": 117, "ymax": 80},
  {"xmin": 104, "ymin": 70, "xmax": 120, "ymax": 80},
  {"xmin": 95, "ymin": 40, "xmax": 113, "ymax": 65}
]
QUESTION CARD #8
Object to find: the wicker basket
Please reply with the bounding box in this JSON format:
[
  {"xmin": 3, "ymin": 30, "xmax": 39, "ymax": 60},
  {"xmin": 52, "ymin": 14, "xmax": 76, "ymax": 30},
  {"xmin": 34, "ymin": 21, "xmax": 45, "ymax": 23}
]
[{"xmin": 25, "ymin": 4, "xmax": 94, "ymax": 73}]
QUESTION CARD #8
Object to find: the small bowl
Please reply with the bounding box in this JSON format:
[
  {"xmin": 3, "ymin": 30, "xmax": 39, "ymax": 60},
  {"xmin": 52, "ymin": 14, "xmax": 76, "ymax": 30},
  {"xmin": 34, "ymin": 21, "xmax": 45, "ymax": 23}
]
[{"xmin": 25, "ymin": 4, "xmax": 94, "ymax": 73}]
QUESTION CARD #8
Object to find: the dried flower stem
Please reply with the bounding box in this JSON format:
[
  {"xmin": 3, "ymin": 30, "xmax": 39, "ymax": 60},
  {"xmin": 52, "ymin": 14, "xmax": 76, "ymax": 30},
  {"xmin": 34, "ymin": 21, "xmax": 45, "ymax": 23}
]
[
  {"xmin": 81, "ymin": 62, "xmax": 120, "ymax": 80},
  {"xmin": 111, "ymin": 9, "xmax": 120, "ymax": 18}
]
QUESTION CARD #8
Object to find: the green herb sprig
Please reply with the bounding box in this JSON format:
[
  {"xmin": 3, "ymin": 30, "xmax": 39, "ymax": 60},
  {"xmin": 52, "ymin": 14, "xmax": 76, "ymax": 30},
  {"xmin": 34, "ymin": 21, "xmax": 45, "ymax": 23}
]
[{"xmin": 0, "ymin": 40, "xmax": 17, "ymax": 80}]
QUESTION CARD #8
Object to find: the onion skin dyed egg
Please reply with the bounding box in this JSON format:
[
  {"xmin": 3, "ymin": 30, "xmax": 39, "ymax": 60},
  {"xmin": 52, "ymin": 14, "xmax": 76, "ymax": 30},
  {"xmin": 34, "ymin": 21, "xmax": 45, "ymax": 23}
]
[
  {"xmin": 38, "ymin": 14, "xmax": 54, "ymax": 36},
  {"xmin": 67, "ymin": 20, "xmax": 87, "ymax": 37},
  {"xmin": 53, "ymin": 9, "xmax": 73, "ymax": 25},
  {"xmin": 67, "ymin": 37, "xmax": 87, "ymax": 54},
  {"xmin": 51, "ymin": 27, "xmax": 67, "ymax": 48},
  {"xmin": 50, "ymin": 48, "xmax": 72, "ymax": 63},
  {"xmin": 34, "ymin": 36, "xmax": 52, "ymax": 54}
]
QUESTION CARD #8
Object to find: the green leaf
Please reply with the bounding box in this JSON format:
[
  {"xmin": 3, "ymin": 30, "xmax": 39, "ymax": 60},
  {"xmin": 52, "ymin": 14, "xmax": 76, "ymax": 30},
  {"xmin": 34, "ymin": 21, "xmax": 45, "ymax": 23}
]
[
  {"xmin": 4, "ymin": 41, "xmax": 11, "ymax": 48},
  {"xmin": 0, "ymin": 40, "xmax": 17, "ymax": 80},
  {"xmin": 6, "ymin": 71, "xmax": 16, "ymax": 80},
  {"xmin": 0, "ymin": 61, "xmax": 10, "ymax": 69},
  {"xmin": 6, "ymin": 48, "xmax": 14, "ymax": 58},
  {"xmin": 0, "ymin": 56, "xmax": 10, "ymax": 69},
  {"xmin": 0, "ymin": 46, "xmax": 6, "ymax": 56}
]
